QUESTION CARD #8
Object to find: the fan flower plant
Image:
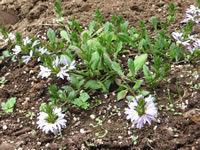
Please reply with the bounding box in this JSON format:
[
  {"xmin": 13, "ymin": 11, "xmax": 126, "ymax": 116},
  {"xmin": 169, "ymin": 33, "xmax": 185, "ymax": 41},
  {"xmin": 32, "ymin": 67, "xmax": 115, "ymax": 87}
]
[
  {"xmin": 125, "ymin": 95, "xmax": 158, "ymax": 129},
  {"xmin": 37, "ymin": 106, "xmax": 67, "ymax": 135}
]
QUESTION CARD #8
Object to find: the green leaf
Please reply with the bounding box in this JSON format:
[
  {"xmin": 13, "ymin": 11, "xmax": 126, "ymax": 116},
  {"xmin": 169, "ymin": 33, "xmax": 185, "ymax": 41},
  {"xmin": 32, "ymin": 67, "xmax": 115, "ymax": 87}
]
[
  {"xmin": 133, "ymin": 80, "xmax": 143, "ymax": 91},
  {"xmin": 58, "ymin": 90, "xmax": 67, "ymax": 101},
  {"xmin": 138, "ymin": 90, "xmax": 150, "ymax": 96},
  {"xmin": 2, "ymin": 50, "xmax": 10, "ymax": 57},
  {"xmin": 143, "ymin": 64, "xmax": 151, "ymax": 80},
  {"xmin": 48, "ymin": 85, "xmax": 57, "ymax": 96},
  {"xmin": 47, "ymin": 29, "xmax": 56, "ymax": 43},
  {"xmin": 62, "ymin": 86, "xmax": 74, "ymax": 92},
  {"xmin": 151, "ymin": 16, "xmax": 158, "ymax": 30},
  {"xmin": 1, "ymin": 97, "xmax": 16, "ymax": 113},
  {"xmin": 126, "ymin": 95, "xmax": 134, "ymax": 102},
  {"xmin": 93, "ymin": 10, "xmax": 103, "ymax": 25},
  {"xmin": 89, "ymin": 21, "xmax": 97, "ymax": 36},
  {"xmin": 114, "ymin": 42, "xmax": 122, "ymax": 61},
  {"xmin": 40, "ymin": 103, "xmax": 47, "ymax": 112},
  {"xmin": 103, "ymin": 54, "xmax": 112, "ymax": 69},
  {"xmin": 72, "ymin": 17, "xmax": 82, "ymax": 32},
  {"xmin": 60, "ymin": 30, "xmax": 70, "ymax": 42},
  {"xmin": 112, "ymin": 62, "xmax": 124, "ymax": 77},
  {"xmin": 70, "ymin": 75, "xmax": 80, "ymax": 89},
  {"xmin": 68, "ymin": 90, "xmax": 76, "ymax": 100},
  {"xmin": 128, "ymin": 59, "xmax": 135, "ymax": 76},
  {"xmin": 85, "ymin": 80, "xmax": 101, "ymax": 90},
  {"xmin": 79, "ymin": 93, "xmax": 90, "ymax": 102},
  {"xmin": 169, "ymin": 3, "xmax": 175, "ymax": 16},
  {"xmin": 117, "ymin": 32, "xmax": 133, "ymax": 44},
  {"xmin": 117, "ymin": 16, "xmax": 124, "ymax": 26},
  {"xmin": 1, "ymin": 26, "xmax": 8, "ymax": 38},
  {"xmin": 73, "ymin": 92, "xmax": 90, "ymax": 109},
  {"xmin": 115, "ymin": 78, "xmax": 122, "ymax": 86},
  {"xmin": 15, "ymin": 32, "xmax": 22, "ymax": 44},
  {"xmin": 54, "ymin": 1, "xmax": 62, "ymax": 17},
  {"xmin": 117, "ymin": 90, "xmax": 128, "ymax": 101},
  {"xmin": 87, "ymin": 39, "xmax": 106, "ymax": 53},
  {"xmin": 81, "ymin": 30, "xmax": 89, "ymax": 43},
  {"xmin": 90, "ymin": 51, "xmax": 100, "ymax": 70},
  {"xmin": 134, "ymin": 54, "xmax": 148, "ymax": 75},
  {"xmin": 0, "ymin": 77, "xmax": 7, "ymax": 84},
  {"xmin": 103, "ymin": 79, "xmax": 113, "ymax": 92}
]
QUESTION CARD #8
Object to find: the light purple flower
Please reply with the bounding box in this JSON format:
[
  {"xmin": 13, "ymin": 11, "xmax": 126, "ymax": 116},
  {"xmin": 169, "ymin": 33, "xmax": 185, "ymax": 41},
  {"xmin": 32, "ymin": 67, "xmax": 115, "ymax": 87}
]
[
  {"xmin": 69, "ymin": 60, "xmax": 76, "ymax": 70},
  {"xmin": 181, "ymin": 5, "xmax": 200, "ymax": 24},
  {"xmin": 12, "ymin": 45, "xmax": 21, "ymax": 55},
  {"xmin": 172, "ymin": 32, "xmax": 183, "ymax": 41},
  {"xmin": 63, "ymin": 56, "xmax": 76, "ymax": 70},
  {"xmin": 56, "ymin": 66, "xmax": 69, "ymax": 79},
  {"xmin": 53, "ymin": 56, "xmax": 60, "ymax": 68},
  {"xmin": 188, "ymin": 35, "xmax": 197, "ymax": 41},
  {"xmin": 172, "ymin": 32, "xmax": 191, "ymax": 46},
  {"xmin": 37, "ymin": 47, "xmax": 47, "ymax": 54},
  {"xmin": 181, "ymin": 40, "xmax": 190, "ymax": 46},
  {"xmin": 38, "ymin": 65, "xmax": 51, "ymax": 78},
  {"xmin": 8, "ymin": 33, "xmax": 15, "ymax": 41},
  {"xmin": 37, "ymin": 107, "xmax": 67, "ymax": 135},
  {"xmin": 193, "ymin": 39, "xmax": 200, "ymax": 47},
  {"xmin": 32, "ymin": 40, "xmax": 40, "ymax": 48},
  {"xmin": 186, "ymin": 5, "xmax": 197, "ymax": 14},
  {"xmin": 22, "ymin": 50, "xmax": 33, "ymax": 64},
  {"xmin": 4, "ymin": 33, "xmax": 15, "ymax": 42},
  {"xmin": 187, "ymin": 45, "xmax": 195, "ymax": 53},
  {"xmin": 23, "ymin": 36, "xmax": 31, "ymax": 45},
  {"xmin": 63, "ymin": 56, "xmax": 69, "ymax": 66},
  {"xmin": 125, "ymin": 95, "xmax": 158, "ymax": 129}
]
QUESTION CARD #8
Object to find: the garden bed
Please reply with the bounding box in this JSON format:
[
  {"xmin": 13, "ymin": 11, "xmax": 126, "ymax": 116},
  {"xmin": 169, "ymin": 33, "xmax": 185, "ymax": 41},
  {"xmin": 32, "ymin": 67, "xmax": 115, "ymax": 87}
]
[{"xmin": 0, "ymin": 0, "xmax": 200, "ymax": 150}]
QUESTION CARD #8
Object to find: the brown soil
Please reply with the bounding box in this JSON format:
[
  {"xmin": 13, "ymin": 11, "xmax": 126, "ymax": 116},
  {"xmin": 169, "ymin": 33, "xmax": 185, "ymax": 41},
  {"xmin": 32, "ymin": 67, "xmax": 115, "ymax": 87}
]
[{"xmin": 0, "ymin": 0, "xmax": 200, "ymax": 150}]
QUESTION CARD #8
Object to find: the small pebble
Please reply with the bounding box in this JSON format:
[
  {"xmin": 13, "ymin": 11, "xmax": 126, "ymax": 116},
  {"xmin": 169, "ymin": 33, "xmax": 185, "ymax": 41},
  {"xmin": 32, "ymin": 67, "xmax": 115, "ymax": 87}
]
[
  {"xmin": 80, "ymin": 128, "xmax": 86, "ymax": 134},
  {"xmin": 3, "ymin": 125, "xmax": 7, "ymax": 130},
  {"xmin": 118, "ymin": 136, "xmax": 123, "ymax": 139},
  {"xmin": 90, "ymin": 114, "xmax": 95, "ymax": 119},
  {"xmin": 45, "ymin": 143, "xmax": 50, "ymax": 147},
  {"xmin": 128, "ymin": 130, "xmax": 132, "ymax": 135},
  {"xmin": 107, "ymin": 119, "xmax": 112, "ymax": 123}
]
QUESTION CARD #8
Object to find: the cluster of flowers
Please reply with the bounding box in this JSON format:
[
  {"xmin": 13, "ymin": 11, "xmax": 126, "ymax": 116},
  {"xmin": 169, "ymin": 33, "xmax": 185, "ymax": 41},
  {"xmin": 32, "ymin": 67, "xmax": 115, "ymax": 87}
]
[
  {"xmin": 1, "ymin": 29, "xmax": 158, "ymax": 135},
  {"xmin": 172, "ymin": 5, "xmax": 200, "ymax": 53},
  {"xmin": 39, "ymin": 56, "xmax": 76, "ymax": 80},
  {"xmin": 125, "ymin": 95, "xmax": 158, "ymax": 129},
  {"xmin": 181, "ymin": 5, "xmax": 200, "ymax": 24},
  {"xmin": 1, "ymin": 33, "xmax": 76, "ymax": 80},
  {"xmin": 172, "ymin": 32, "xmax": 200, "ymax": 53},
  {"xmin": 0, "ymin": 32, "xmax": 16, "ymax": 42},
  {"xmin": 1, "ymin": 34, "xmax": 70, "ymax": 134}
]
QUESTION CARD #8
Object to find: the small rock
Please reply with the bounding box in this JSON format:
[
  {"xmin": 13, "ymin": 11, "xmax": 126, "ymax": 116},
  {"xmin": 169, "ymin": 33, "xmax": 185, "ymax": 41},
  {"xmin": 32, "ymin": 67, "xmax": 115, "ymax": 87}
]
[
  {"xmin": 80, "ymin": 128, "xmax": 86, "ymax": 134},
  {"xmin": 3, "ymin": 125, "xmax": 7, "ymax": 130},
  {"xmin": 128, "ymin": 130, "xmax": 132, "ymax": 135}
]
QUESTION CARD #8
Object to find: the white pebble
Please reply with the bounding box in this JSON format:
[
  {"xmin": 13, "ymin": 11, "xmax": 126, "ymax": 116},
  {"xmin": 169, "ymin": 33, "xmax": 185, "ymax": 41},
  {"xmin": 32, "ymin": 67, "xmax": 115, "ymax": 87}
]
[
  {"xmin": 107, "ymin": 119, "xmax": 112, "ymax": 123},
  {"xmin": 118, "ymin": 136, "xmax": 123, "ymax": 139},
  {"xmin": 80, "ymin": 128, "xmax": 86, "ymax": 134},
  {"xmin": 3, "ymin": 125, "xmax": 7, "ymax": 130},
  {"xmin": 128, "ymin": 130, "xmax": 132, "ymax": 135},
  {"xmin": 90, "ymin": 114, "xmax": 95, "ymax": 120}
]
